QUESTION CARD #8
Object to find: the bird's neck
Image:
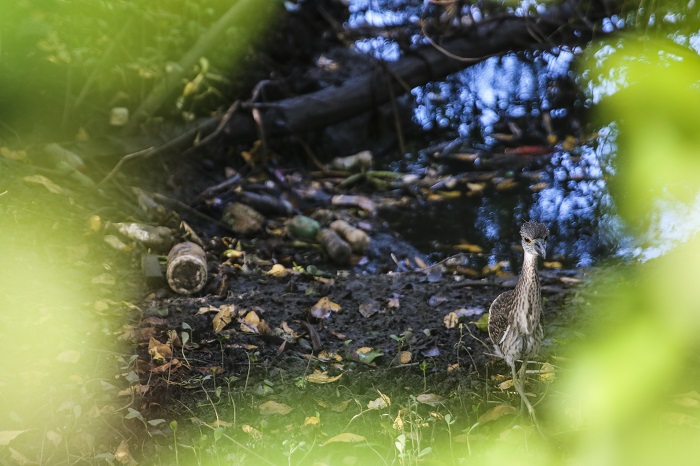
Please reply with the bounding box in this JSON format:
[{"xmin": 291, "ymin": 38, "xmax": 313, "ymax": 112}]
[{"xmin": 517, "ymin": 251, "xmax": 540, "ymax": 289}]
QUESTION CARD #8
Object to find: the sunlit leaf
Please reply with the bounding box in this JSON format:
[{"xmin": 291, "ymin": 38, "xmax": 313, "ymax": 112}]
[
  {"xmin": 239, "ymin": 310, "xmax": 260, "ymax": 334},
  {"xmin": 356, "ymin": 347, "xmax": 384, "ymax": 364},
  {"xmin": 259, "ymin": 400, "xmax": 293, "ymax": 415},
  {"xmin": 23, "ymin": 174, "xmax": 66, "ymax": 194},
  {"xmin": 322, "ymin": 433, "xmax": 366, "ymax": 446},
  {"xmin": 242, "ymin": 424, "xmax": 262, "ymax": 440},
  {"xmin": 267, "ymin": 263, "xmax": 288, "ymax": 277},
  {"xmin": 454, "ymin": 242, "xmax": 483, "ymax": 253},
  {"xmin": 148, "ymin": 337, "xmax": 172, "ymax": 363},
  {"xmin": 475, "ymin": 313, "xmax": 489, "ymax": 332},
  {"xmin": 0, "ymin": 431, "xmax": 27, "ymax": 446},
  {"xmin": 416, "ymin": 393, "xmax": 445, "ymax": 407},
  {"xmin": 303, "ymin": 416, "xmax": 320, "ymax": 428},
  {"xmin": 213, "ymin": 306, "xmax": 234, "ymax": 333},
  {"xmin": 477, "ymin": 404, "xmax": 517, "ymax": 424},
  {"xmin": 305, "ymin": 370, "xmax": 344, "ymax": 384},
  {"xmin": 367, "ymin": 389, "xmax": 391, "ymax": 410},
  {"xmin": 114, "ymin": 439, "xmax": 132, "ymax": 464},
  {"xmin": 309, "ymin": 296, "xmax": 341, "ymax": 319},
  {"xmin": 540, "ymin": 362, "xmax": 556, "ymax": 382}
]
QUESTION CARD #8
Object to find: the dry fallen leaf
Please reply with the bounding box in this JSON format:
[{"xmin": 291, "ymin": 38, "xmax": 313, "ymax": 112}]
[
  {"xmin": 267, "ymin": 264, "xmax": 288, "ymax": 278},
  {"xmin": 151, "ymin": 359, "xmax": 181, "ymax": 374},
  {"xmin": 321, "ymin": 432, "xmax": 366, "ymax": 446},
  {"xmin": 399, "ymin": 351, "xmax": 412, "ymax": 364},
  {"xmin": 477, "ymin": 404, "xmax": 517, "ymax": 424},
  {"xmin": 148, "ymin": 337, "xmax": 172, "ymax": 363},
  {"xmin": 498, "ymin": 379, "xmax": 514, "ymax": 390},
  {"xmin": 416, "ymin": 393, "xmax": 446, "ymax": 407},
  {"xmin": 114, "ymin": 439, "xmax": 132, "ymax": 464},
  {"xmin": 358, "ymin": 301, "xmax": 379, "ymax": 318},
  {"xmin": 454, "ymin": 242, "xmax": 483, "ymax": 253},
  {"xmin": 305, "ymin": 370, "xmax": 344, "ymax": 384},
  {"xmin": 213, "ymin": 306, "xmax": 235, "ymax": 333},
  {"xmin": 540, "ymin": 362, "xmax": 556, "ymax": 382},
  {"xmin": 309, "ymin": 296, "xmax": 341, "ymax": 319},
  {"xmin": 259, "ymin": 400, "xmax": 293, "ymax": 415},
  {"xmin": 304, "ymin": 416, "xmax": 320, "ymax": 428},
  {"xmin": 240, "ymin": 310, "xmax": 260, "ymax": 333},
  {"xmin": 24, "ymin": 174, "xmax": 66, "ymax": 194},
  {"xmin": 242, "ymin": 424, "xmax": 263, "ymax": 440},
  {"xmin": 367, "ymin": 389, "xmax": 391, "ymax": 410}
]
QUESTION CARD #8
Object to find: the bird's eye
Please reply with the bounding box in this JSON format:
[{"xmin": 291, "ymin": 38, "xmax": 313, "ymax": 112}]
[{"xmin": 524, "ymin": 237, "xmax": 531, "ymax": 243}]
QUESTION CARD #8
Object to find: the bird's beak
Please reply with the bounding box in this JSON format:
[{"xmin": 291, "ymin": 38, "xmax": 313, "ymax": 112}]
[{"xmin": 534, "ymin": 239, "xmax": 547, "ymax": 259}]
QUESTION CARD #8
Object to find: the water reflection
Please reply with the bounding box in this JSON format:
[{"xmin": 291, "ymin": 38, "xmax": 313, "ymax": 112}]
[{"xmin": 348, "ymin": 0, "xmax": 700, "ymax": 267}]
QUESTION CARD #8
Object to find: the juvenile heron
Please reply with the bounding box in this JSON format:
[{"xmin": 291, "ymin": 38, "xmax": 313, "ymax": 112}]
[{"xmin": 488, "ymin": 221, "xmax": 549, "ymax": 424}]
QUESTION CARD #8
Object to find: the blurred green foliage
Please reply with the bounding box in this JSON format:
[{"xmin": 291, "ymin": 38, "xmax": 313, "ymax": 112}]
[{"xmin": 0, "ymin": 0, "xmax": 278, "ymax": 138}]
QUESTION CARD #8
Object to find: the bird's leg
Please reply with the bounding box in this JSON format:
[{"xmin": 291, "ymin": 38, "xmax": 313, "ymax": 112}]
[
  {"xmin": 511, "ymin": 361, "xmax": 540, "ymax": 430},
  {"xmin": 518, "ymin": 359, "xmax": 528, "ymax": 412}
]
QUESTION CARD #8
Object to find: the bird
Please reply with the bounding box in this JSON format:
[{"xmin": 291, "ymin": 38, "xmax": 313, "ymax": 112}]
[{"xmin": 488, "ymin": 221, "xmax": 549, "ymax": 426}]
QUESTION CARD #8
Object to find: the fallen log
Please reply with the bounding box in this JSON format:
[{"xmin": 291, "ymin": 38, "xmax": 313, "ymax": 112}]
[{"xmin": 213, "ymin": 0, "xmax": 618, "ymax": 143}]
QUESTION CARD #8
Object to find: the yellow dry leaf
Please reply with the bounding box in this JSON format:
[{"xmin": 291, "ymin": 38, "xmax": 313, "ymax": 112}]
[
  {"xmin": 416, "ymin": 393, "xmax": 445, "ymax": 407},
  {"xmin": 498, "ymin": 379, "xmax": 514, "ymax": 390},
  {"xmin": 242, "ymin": 424, "xmax": 262, "ymax": 440},
  {"xmin": 114, "ymin": 439, "xmax": 132, "ymax": 464},
  {"xmin": 259, "ymin": 400, "xmax": 293, "ymax": 415},
  {"xmin": 443, "ymin": 312, "xmax": 459, "ymax": 329},
  {"xmin": 317, "ymin": 350, "xmax": 343, "ymax": 363},
  {"xmin": 447, "ymin": 363, "xmax": 460, "ymax": 373},
  {"xmin": 543, "ymin": 261, "xmax": 563, "ymax": 269},
  {"xmin": 466, "ymin": 182, "xmax": 486, "ymax": 193},
  {"xmin": 267, "ymin": 263, "xmax": 288, "ymax": 277},
  {"xmin": 321, "ymin": 433, "xmax": 366, "ymax": 446},
  {"xmin": 399, "ymin": 351, "xmax": 412, "ymax": 364},
  {"xmin": 530, "ymin": 182, "xmax": 550, "ymax": 192},
  {"xmin": 495, "ymin": 178, "xmax": 519, "ymax": 191},
  {"xmin": 454, "ymin": 243, "xmax": 483, "ymax": 253},
  {"xmin": 477, "ymin": 404, "xmax": 517, "ymax": 424},
  {"xmin": 148, "ymin": 336, "xmax": 172, "ymax": 363},
  {"xmin": 240, "ymin": 310, "xmax": 260, "ymax": 334},
  {"xmin": 305, "ymin": 370, "xmax": 344, "ymax": 384},
  {"xmin": 24, "ymin": 174, "xmax": 65, "ymax": 194},
  {"xmin": 196, "ymin": 305, "xmax": 219, "ymax": 315},
  {"xmin": 540, "ymin": 362, "xmax": 556, "ymax": 382},
  {"xmin": 213, "ymin": 306, "xmax": 234, "ymax": 333},
  {"xmin": 368, "ymin": 389, "xmax": 391, "ymax": 410},
  {"xmin": 393, "ymin": 409, "xmax": 405, "ymax": 430},
  {"xmin": 309, "ymin": 296, "xmax": 341, "ymax": 319},
  {"xmin": 304, "ymin": 416, "xmax": 320, "ymax": 428}
]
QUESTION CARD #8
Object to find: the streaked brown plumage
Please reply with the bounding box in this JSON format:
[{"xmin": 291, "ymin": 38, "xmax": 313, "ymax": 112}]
[{"xmin": 488, "ymin": 221, "xmax": 549, "ymax": 425}]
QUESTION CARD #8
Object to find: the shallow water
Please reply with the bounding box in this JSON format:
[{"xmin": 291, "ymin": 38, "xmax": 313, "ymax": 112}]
[{"xmin": 346, "ymin": 0, "xmax": 700, "ymax": 267}]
